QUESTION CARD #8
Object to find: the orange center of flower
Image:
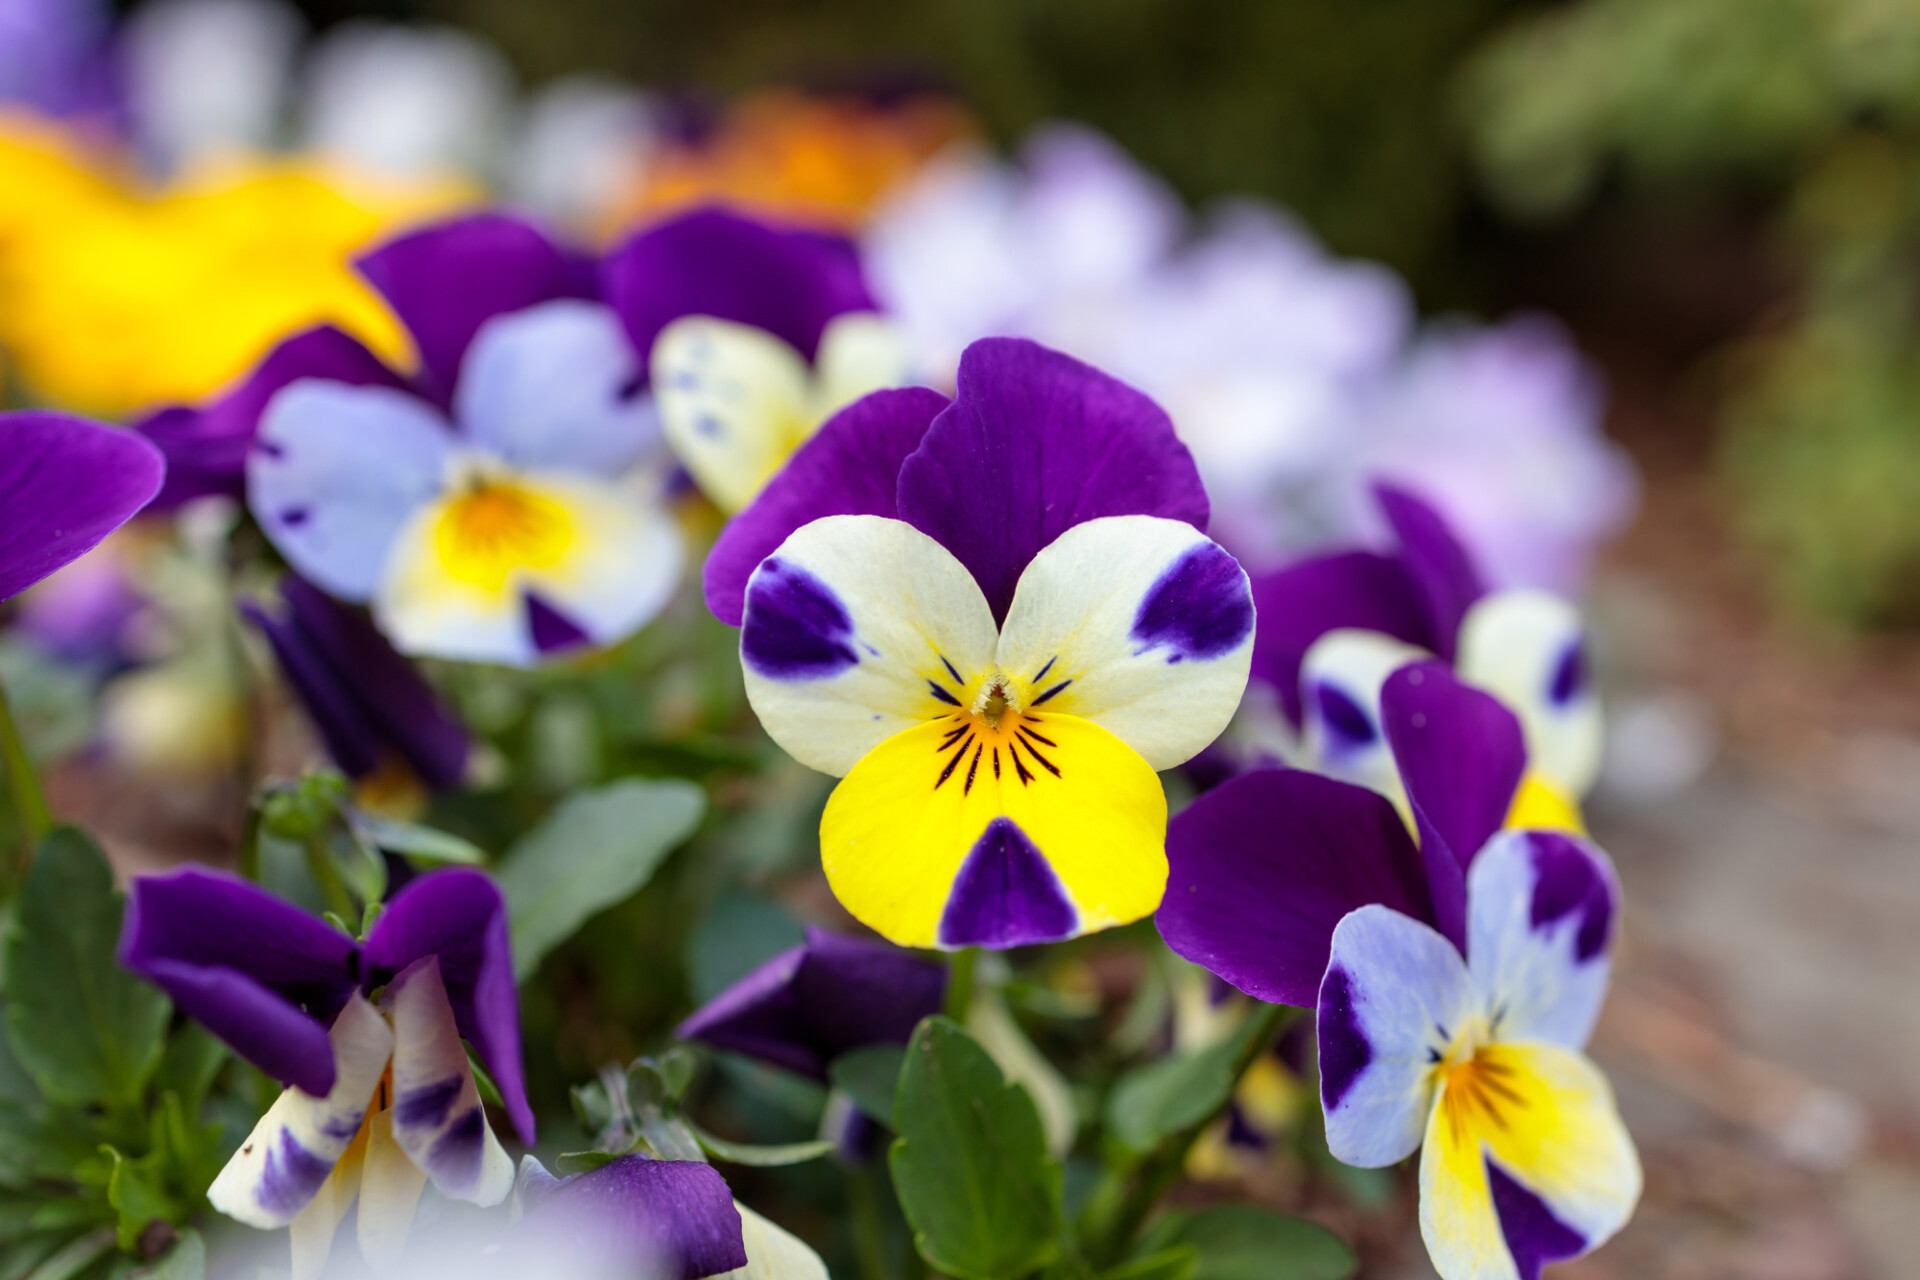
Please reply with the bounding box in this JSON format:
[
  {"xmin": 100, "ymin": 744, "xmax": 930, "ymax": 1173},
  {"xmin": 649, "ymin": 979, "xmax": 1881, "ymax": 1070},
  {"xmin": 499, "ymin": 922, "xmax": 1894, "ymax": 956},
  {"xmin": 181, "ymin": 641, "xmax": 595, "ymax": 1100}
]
[
  {"xmin": 1438, "ymin": 1048, "xmax": 1530, "ymax": 1136},
  {"xmin": 432, "ymin": 479, "xmax": 574, "ymax": 591}
]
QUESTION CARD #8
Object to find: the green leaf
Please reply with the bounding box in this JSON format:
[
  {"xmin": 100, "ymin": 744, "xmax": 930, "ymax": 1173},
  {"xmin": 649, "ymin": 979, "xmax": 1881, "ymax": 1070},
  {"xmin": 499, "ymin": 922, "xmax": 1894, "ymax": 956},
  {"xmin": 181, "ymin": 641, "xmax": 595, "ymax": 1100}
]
[
  {"xmin": 1104, "ymin": 1247, "xmax": 1197, "ymax": 1280},
  {"xmin": 151, "ymin": 1027, "xmax": 225, "ymax": 1120},
  {"xmin": 1105, "ymin": 1011, "xmax": 1271, "ymax": 1154},
  {"xmin": 685, "ymin": 1122, "xmax": 835, "ymax": 1167},
  {"xmin": 347, "ymin": 811, "xmax": 486, "ymax": 866},
  {"xmin": 102, "ymin": 1148, "xmax": 177, "ymax": 1253},
  {"xmin": 553, "ymin": 1149, "xmax": 626, "ymax": 1176},
  {"xmin": 495, "ymin": 779, "xmax": 706, "ymax": 980},
  {"xmin": 21, "ymin": 1228, "xmax": 112, "ymax": 1280},
  {"xmin": 4, "ymin": 830, "xmax": 169, "ymax": 1107},
  {"xmin": 889, "ymin": 1016, "xmax": 1061, "ymax": 1280},
  {"xmin": 1153, "ymin": 1208, "xmax": 1355, "ymax": 1280},
  {"xmin": 828, "ymin": 1044, "xmax": 906, "ymax": 1127},
  {"xmin": 109, "ymin": 1229, "xmax": 204, "ymax": 1280}
]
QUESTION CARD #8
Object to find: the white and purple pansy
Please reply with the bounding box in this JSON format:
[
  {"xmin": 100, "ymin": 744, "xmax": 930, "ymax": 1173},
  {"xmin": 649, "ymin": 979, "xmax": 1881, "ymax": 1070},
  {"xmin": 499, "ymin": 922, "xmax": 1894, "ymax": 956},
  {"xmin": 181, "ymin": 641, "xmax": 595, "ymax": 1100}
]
[
  {"xmin": 1158, "ymin": 665, "xmax": 1639, "ymax": 1280},
  {"xmin": 118, "ymin": 866, "xmax": 531, "ymax": 1278},
  {"xmin": 604, "ymin": 205, "xmax": 911, "ymax": 514},
  {"xmin": 711, "ymin": 337, "xmax": 1254, "ymax": 950},
  {"xmin": 0, "ymin": 410, "xmax": 165, "ymax": 602},
  {"xmin": 242, "ymin": 213, "xmax": 684, "ymax": 666},
  {"xmin": 1250, "ymin": 482, "xmax": 1600, "ymax": 815}
]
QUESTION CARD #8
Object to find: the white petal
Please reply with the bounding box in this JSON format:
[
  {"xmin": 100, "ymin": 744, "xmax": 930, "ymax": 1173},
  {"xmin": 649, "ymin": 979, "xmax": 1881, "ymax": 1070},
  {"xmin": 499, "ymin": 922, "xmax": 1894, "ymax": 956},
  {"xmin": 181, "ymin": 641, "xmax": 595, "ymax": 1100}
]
[
  {"xmin": 385, "ymin": 955, "xmax": 515, "ymax": 1207},
  {"xmin": 994, "ymin": 516, "xmax": 1254, "ymax": 769},
  {"xmin": 249, "ymin": 382, "xmax": 455, "ymax": 601},
  {"xmin": 356, "ymin": 1108, "xmax": 432, "ymax": 1273},
  {"xmin": 653, "ymin": 316, "xmax": 813, "ymax": 513},
  {"xmin": 209, "ymin": 994, "xmax": 393, "ymax": 1229},
  {"xmin": 741, "ymin": 515, "xmax": 998, "ymax": 775},
  {"xmin": 455, "ymin": 300, "xmax": 660, "ymax": 476},
  {"xmin": 1320, "ymin": 905, "xmax": 1473, "ymax": 1169},
  {"xmin": 813, "ymin": 312, "xmax": 914, "ymax": 415},
  {"xmin": 1298, "ymin": 628, "xmax": 1427, "ymax": 805},
  {"xmin": 717, "ymin": 1204, "xmax": 830, "ymax": 1280},
  {"xmin": 288, "ymin": 1141, "xmax": 363, "ymax": 1280},
  {"xmin": 1467, "ymin": 829, "xmax": 1618, "ymax": 1051},
  {"xmin": 1457, "ymin": 590, "xmax": 1602, "ymax": 798}
]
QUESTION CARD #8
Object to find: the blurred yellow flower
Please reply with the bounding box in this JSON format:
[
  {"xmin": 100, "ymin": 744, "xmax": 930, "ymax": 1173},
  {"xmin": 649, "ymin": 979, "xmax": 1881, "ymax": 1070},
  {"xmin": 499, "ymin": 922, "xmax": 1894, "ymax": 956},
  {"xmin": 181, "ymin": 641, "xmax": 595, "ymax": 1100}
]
[
  {"xmin": 610, "ymin": 91, "xmax": 972, "ymax": 235},
  {"xmin": 0, "ymin": 111, "xmax": 473, "ymax": 418}
]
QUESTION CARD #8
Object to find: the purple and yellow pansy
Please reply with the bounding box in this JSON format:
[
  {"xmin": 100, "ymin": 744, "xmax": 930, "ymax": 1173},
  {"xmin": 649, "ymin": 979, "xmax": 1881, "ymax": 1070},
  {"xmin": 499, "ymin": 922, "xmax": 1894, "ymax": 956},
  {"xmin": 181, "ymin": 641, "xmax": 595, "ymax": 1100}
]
[
  {"xmin": 1159, "ymin": 662, "xmax": 1639, "ymax": 1280},
  {"xmin": 716, "ymin": 337, "xmax": 1254, "ymax": 949},
  {"xmin": 119, "ymin": 867, "xmax": 530, "ymax": 1277},
  {"xmin": 1251, "ymin": 483, "xmax": 1600, "ymax": 823}
]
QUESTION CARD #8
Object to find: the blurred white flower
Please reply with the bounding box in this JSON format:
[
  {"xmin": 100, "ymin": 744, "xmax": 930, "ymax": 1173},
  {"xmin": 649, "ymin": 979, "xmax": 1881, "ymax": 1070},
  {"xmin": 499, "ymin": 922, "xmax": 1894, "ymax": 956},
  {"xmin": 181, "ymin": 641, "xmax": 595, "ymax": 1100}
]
[
  {"xmin": 510, "ymin": 76, "xmax": 658, "ymax": 229},
  {"xmin": 300, "ymin": 20, "xmax": 516, "ymax": 181},
  {"xmin": 122, "ymin": 0, "xmax": 304, "ymax": 171}
]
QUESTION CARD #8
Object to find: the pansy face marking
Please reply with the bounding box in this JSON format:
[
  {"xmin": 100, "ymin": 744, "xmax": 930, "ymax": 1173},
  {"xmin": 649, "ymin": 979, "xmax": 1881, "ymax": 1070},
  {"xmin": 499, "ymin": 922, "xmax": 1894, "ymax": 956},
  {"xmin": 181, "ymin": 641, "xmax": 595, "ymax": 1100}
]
[{"xmin": 743, "ymin": 512, "xmax": 1253, "ymax": 950}]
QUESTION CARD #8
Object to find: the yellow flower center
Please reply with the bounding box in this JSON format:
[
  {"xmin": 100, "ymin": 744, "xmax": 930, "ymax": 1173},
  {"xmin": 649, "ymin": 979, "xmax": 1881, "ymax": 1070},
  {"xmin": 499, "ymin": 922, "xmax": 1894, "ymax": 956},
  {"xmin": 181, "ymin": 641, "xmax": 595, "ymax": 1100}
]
[
  {"xmin": 1436, "ymin": 1045, "xmax": 1530, "ymax": 1137},
  {"xmin": 432, "ymin": 479, "xmax": 574, "ymax": 591}
]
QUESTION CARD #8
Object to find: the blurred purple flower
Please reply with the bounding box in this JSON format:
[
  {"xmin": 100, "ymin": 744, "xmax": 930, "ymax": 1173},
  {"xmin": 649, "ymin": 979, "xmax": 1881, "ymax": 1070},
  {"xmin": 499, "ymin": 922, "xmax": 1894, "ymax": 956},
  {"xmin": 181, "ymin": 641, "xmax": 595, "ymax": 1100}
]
[
  {"xmin": 242, "ymin": 574, "xmax": 470, "ymax": 789},
  {"xmin": 0, "ymin": 411, "xmax": 165, "ymax": 603},
  {"xmin": 511, "ymin": 1154, "xmax": 748, "ymax": 1280},
  {"xmin": 676, "ymin": 927, "xmax": 945, "ymax": 1080},
  {"xmin": 0, "ymin": 0, "xmax": 115, "ymax": 118},
  {"xmin": 13, "ymin": 535, "xmax": 145, "ymax": 666}
]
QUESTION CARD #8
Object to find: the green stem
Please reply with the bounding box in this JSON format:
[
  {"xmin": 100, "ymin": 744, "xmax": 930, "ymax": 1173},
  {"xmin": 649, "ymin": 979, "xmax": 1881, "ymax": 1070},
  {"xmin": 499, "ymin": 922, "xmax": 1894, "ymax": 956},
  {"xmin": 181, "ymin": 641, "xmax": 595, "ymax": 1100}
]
[
  {"xmin": 301, "ymin": 833, "xmax": 357, "ymax": 923},
  {"xmin": 847, "ymin": 1161, "xmax": 892, "ymax": 1280},
  {"xmin": 943, "ymin": 947, "xmax": 979, "ymax": 1024},
  {"xmin": 0, "ymin": 674, "xmax": 49, "ymax": 853},
  {"xmin": 1093, "ymin": 1001, "xmax": 1297, "ymax": 1265}
]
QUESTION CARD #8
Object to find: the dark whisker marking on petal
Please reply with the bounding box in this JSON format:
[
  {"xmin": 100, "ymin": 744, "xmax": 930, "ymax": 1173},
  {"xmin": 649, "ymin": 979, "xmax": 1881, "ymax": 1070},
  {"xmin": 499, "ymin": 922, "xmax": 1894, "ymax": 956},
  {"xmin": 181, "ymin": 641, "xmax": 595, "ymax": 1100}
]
[
  {"xmin": 1034, "ymin": 655, "xmax": 1057, "ymax": 682},
  {"xmin": 963, "ymin": 744, "xmax": 983, "ymax": 794},
  {"xmin": 940, "ymin": 655, "xmax": 964, "ymax": 685},
  {"xmin": 1011, "ymin": 750, "xmax": 1034, "ymax": 786},
  {"xmin": 1017, "ymin": 726, "xmax": 1058, "ymax": 748},
  {"xmin": 1033, "ymin": 679, "xmax": 1072, "ymax": 705},
  {"xmin": 1477, "ymin": 1059, "xmax": 1517, "ymax": 1078},
  {"xmin": 1427, "ymin": 1046, "xmax": 1445, "ymax": 1064},
  {"xmin": 939, "ymin": 722, "xmax": 971, "ymax": 748},
  {"xmin": 1478, "ymin": 1075, "xmax": 1528, "ymax": 1108},
  {"xmin": 935, "ymin": 735, "xmax": 974, "ymax": 789},
  {"xmin": 992, "ymin": 748, "xmax": 1001, "ymax": 779},
  {"xmin": 1017, "ymin": 738, "xmax": 1061, "ymax": 778},
  {"xmin": 928, "ymin": 680, "xmax": 961, "ymax": 707}
]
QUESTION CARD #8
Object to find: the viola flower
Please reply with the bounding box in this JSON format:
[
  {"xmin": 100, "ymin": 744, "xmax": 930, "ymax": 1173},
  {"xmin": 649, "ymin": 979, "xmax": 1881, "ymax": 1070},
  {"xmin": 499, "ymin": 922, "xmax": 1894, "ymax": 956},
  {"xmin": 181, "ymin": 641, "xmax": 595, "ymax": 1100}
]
[
  {"xmin": 242, "ymin": 574, "xmax": 470, "ymax": 791},
  {"xmin": 508, "ymin": 1154, "xmax": 751, "ymax": 1280},
  {"xmin": 717, "ymin": 338, "xmax": 1252, "ymax": 949},
  {"xmin": 119, "ymin": 866, "xmax": 531, "ymax": 1278},
  {"xmin": 1251, "ymin": 483, "xmax": 1599, "ymax": 818},
  {"xmin": 604, "ymin": 205, "xmax": 910, "ymax": 513},
  {"xmin": 1158, "ymin": 670, "xmax": 1638, "ymax": 1280},
  {"xmin": 676, "ymin": 927, "xmax": 946, "ymax": 1079},
  {"xmin": 0, "ymin": 411, "xmax": 166, "ymax": 603},
  {"xmin": 244, "ymin": 213, "xmax": 684, "ymax": 666}
]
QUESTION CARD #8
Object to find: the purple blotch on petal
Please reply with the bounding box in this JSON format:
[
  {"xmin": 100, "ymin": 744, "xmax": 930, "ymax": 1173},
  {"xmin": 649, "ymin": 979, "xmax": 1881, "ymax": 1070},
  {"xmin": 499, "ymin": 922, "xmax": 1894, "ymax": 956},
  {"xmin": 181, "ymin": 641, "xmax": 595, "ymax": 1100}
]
[
  {"xmin": 425, "ymin": 1106, "xmax": 488, "ymax": 1192},
  {"xmin": 526, "ymin": 591, "xmax": 593, "ymax": 655},
  {"xmin": 1130, "ymin": 541, "xmax": 1253, "ymax": 662},
  {"xmin": 1316, "ymin": 964, "xmax": 1372, "ymax": 1112},
  {"xmin": 1312, "ymin": 681, "xmax": 1376, "ymax": 750},
  {"xmin": 1549, "ymin": 640, "xmax": 1587, "ymax": 708},
  {"xmin": 938, "ymin": 817, "xmax": 1078, "ymax": 949},
  {"xmin": 395, "ymin": 1077, "xmax": 461, "ymax": 1130},
  {"xmin": 1524, "ymin": 832, "xmax": 1614, "ymax": 963},
  {"xmin": 740, "ymin": 558, "xmax": 859, "ymax": 679},
  {"xmin": 1488, "ymin": 1159, "xmax": 1589, "ymax": 1280},
  {"xmin": 255, "ymin": 1127, "xmax": 337, "ymax": 1220}
]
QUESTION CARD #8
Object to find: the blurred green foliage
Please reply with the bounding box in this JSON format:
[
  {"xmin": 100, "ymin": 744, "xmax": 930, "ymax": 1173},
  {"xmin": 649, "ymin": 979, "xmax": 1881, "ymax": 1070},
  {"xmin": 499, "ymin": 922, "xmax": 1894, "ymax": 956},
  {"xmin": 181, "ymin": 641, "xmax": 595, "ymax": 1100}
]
[{"xmin": 1460, "ymin": 0, "xmax": 1920, "ymax": 628}]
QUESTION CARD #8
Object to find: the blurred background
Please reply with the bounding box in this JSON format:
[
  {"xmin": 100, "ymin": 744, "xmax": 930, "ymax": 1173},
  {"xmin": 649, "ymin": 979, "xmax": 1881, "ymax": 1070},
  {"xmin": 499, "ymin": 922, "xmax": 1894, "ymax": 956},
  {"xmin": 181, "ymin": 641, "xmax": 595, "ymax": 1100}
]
[{"xmin": 7, "ymin": 0, "xmax": 1920, "ymax": 1276}]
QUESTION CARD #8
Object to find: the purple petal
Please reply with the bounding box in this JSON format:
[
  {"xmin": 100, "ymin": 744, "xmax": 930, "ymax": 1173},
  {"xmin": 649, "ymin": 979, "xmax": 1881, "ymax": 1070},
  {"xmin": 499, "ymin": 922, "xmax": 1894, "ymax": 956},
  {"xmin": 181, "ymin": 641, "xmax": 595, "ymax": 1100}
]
[
  {"xmin": 1489, "ymin": 1161, "xmax": 1588, "ymax": 1280},
  {"xmin": 603, "ymin": 205, "xmax": 875, "ymax": 376},
  {"xmin": 1248, "ymin": 551, "xmax": 1435, "ymax": 726},
  {"xmin": 356, "ymin": 213, "xmax": 598, "ymax": 406},
  {"xmin": 1380, "ymin": 662, "xmax": 1526, "ymax": 949},
  {"xmin": 118, "ymin": 868, "xmax": 357, "ymax": 1095},
  {"xmin": 1374, "ymin": 482, "xmax": 1485, "ymax": 660},
  {"xmin": 0, "ymin": 413, "xmax": 164, "ymax": 602},
  {"xmin": 362, "ymin": 869, "xmax": 532, "ymax": 1143},
  {"xmin": 1157, "ymin": 768, "xmax": 1437, "ymax": 1007},
  {"xmin": 137, "ymin": 326, "xmax": 405, "ymax": 509},
  {"xmin": 938, "ymin": 817, "xmax": 1079, "ymax": 948},
  {"xmin": 246, "ymin": 577, "xmax": 470, "ymax": 789},
  {"xmin": 703, "ymin": 386, "xmax": 950, "ymax": 626},
  {"xmin": 519, "ymin": 1156, "xmax": 747, "ymax": 1280},
  {"xmin": 676, "ymin": 928, "xmax": 946, "ymax": 1080},
  {"xmin": 896, "ymin": 338, "xmax": 1210, "ymax": 622}
]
